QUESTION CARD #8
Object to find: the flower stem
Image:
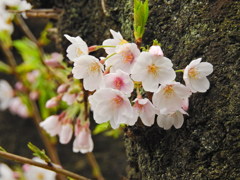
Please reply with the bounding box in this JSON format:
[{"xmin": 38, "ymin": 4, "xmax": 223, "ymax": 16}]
[
  {"xmin": 0, "ymin": 150, "xmax": 89, "ymax": 180},
  {"xmin": 175, "ymin": 69, "xmax": 184, "ymax": 73},
  {"xmin": 86, "ymin": 152, "xmax": 105, "ymax": 180}
]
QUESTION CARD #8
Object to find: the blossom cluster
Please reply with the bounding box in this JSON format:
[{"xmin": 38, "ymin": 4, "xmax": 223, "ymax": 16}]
[
  {"xmin": 0, "ymin": 0, "xmax": 32, "ymax": 33},
  {"xmin": 67, "ymin": 29, "xmax": 213, "ymax": 129},
  {"xmin": 39, "ymin": 29, "xmax": 213, "ymax": 154}
]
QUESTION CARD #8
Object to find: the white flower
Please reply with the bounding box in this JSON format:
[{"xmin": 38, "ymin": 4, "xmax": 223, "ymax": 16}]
[
  {"xmin": 0, "ymin": 80, "xmax": 13, "ymax": 110},
  {"xmin": 59, "ymin": 123, "xmax": 73, "ymax": 144},
  {"xmin": 72, "ymin": 55, "xmax": 104, "ymax": 91},
  {"xmin": 40, "ymin": 115, "xmax": 61, "ymax": 136},
  {"xmin": 73, "ymin": 124, "xmax": 93, "ymax": 153},
  {"xmin": 102, "ymin": 29, "xmax": 128, "ymax": 55},
  {"xmin": 18, "ymin": 0, "xmax": 32, "ymax": 11},
  {"xmin": 89, "ymin": 88, "xmax": 133, "ymax": 129},
  {"xmin": 131, "ymin": 52, "xmax": 176, "ymax": 92},
  {"xmin": 152, "ymin": 82, "xmax": 192, "ymax": 114},
  {"xmin": 157, "ymin": 110, "xmax": 187, "ymax": 130},
  {"xmin": 105, "ymin": 43, "xmax": 140, "ymax": 73},
  {"xmin": 0, "ymin": 163, "xmax": 15, "ymax": 180},
  {"xmin": 132, "ymin": 98, "xmax": 158, "ymax": 126},
  {"xmin": 24, "ymin": 157, "xmax": 56, "ymax": 180},
  {"xmin": 9, "ymin": 97, "xmax": 29, "ymax": 118},
  {"xmin": 64, "ymin": 34, "xmax": 88, "ymax": 61},
  {"xmin": 103, "ymin": 69, "xmax": 134, "ymax": 96},
  {"xmin": 183, "ymin": 58, "xmax": 213, "ymax": 93}
]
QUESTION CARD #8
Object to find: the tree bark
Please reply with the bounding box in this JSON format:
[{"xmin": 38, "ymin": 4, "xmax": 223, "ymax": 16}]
[{"xmin": 31, "ymin": 0, "xmax": 240, "ymax": 179}]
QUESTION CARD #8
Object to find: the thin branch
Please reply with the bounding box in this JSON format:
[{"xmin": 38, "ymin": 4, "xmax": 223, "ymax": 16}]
[
  {"xmin": 0, "ymin": 151, "xmax": 90, "ymax": 180},
  {"xmin": 9, "ymin": 9, "xmax": 63, "ymax": 19},
  {"xmin": 86, "ymin": 153, "xmax": 105, "ymax": 180},
  {"xmin": 100, "ymin": 0, "xmax": 110, "ymax": 16}
]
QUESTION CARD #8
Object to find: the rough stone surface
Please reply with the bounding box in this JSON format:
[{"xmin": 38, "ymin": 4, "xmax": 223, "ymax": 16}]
[{"xmin": 124, "ymin": 0, "xmax": 240, "ymax": 179}]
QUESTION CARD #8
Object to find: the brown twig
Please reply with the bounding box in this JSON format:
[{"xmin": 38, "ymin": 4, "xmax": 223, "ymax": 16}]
[
  {"xmin": 0, "ymin": 151, "xmax": 90, "ymax": 180},
  {"xmin": 100, "ymin": 0, "xmax": 110, "ymax": 16},
  {"xmin": 86, "ymin": 153, "xmax": 105, "ymax": 180},
  {"xmin": 9, "ymin": 9, "xmax": 63, "ymax": 19}
]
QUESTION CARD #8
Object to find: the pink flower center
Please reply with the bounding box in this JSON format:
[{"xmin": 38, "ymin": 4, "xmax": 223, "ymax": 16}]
[
  {"xmin": 112, "ymin": 95, "xmax": 123, "ymax": 106},
  {"xmin": 114, "ymin": 77, "xmax": 124, "ymax": 90},
  {"xmin": 188, "ymin": 67, "xmax": 199, "ymax": 79},
  {"xmin": 123, "ymin": 52, "xmax": 134, "ymax": 63},
  {"xmin": 134, "ymin": 101, "xmax": 144, "ymax": 110}
]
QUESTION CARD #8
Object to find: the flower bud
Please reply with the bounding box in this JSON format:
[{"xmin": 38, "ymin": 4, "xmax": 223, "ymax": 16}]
[{"xmin": 149, "ymin": 45, "xmax": 164, "ymax": 56}]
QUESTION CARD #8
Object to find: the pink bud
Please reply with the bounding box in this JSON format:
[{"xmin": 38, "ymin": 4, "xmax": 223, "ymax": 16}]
[
  {"xmin": 29, "ymin": 91, "xmax": 39, "ymax": 100},
  {"xmin": 59, "ymin": 123, "xmax": 73, "ymax": 144},
  {"xmin": 149, "ymin": 45, "xmax": 164, "ymax": 56},
  {"xmin": 45, "ymin": 97, "xmax": 59, "ymax": 108},
  {"xmin": 57, "ymin": 83, "xmax": 69, "ymax": 94},
  {"xmin": 182, "ymin": 98, "xmax": 189, "ymax": 111},
  {"xmin": 15, "ymin": 82, "xmax": 25, "ymax": 91},
  {"xmin": 88, "ymin": 45, "xmax": 98, "ymax": 52}
]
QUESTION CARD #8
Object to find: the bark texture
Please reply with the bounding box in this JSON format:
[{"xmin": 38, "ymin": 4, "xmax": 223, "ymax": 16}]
[{"xmin": 29, "ymin": 0, "xmax": 240, "ymax": 179}]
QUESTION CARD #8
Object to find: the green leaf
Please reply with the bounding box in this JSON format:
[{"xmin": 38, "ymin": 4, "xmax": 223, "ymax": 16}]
[
  {"xmin": 27, "ymin": 142, "xmax": 51, "ymax": 163},
  {"xmin": 0, "ymin": 146, "xmax": 7, "ymax": 152},
  {"xmin": 134, "ymin": 0, "xmax": 149, "ymax": 41},
  {"xmin": 38, "ymin": 22, "xmax": 53, "ymax": 46},
  {"xmin": 0, "ymin": 31, "xmax": 12, "ymax": 47},
  {"xmin": 93, "ymin": 122, "xmax": 110, "ymax": 135},
  {"xmin": 0, "ymin": 61, "xmax": 12, "ymax": 73},
  {"xmin": 13, "ymin": 38, "xmax": 41, "ymax": 64}
]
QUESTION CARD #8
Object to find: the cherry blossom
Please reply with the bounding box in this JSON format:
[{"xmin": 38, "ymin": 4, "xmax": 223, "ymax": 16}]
[
  {"xmin": 152, "ymin": 82, "xmax": 192, "ymax": 114},
  {"xmin": 73, "ymin": 122, "xmax": 93, "ymax": 153},
  {"xmin": 0, "ymin": 80, "xmax": 14, "ymax": 110},
  {"xmin": 0, "ymin": 163, "xmax": 15, "ymax": 180},
  {"xmin": 103, "ymin": 69, "xmax": 134, "ymax": 96},
  {"xmin": 131, "ymin": 52, "xmax": 176, "ymax": 92},
  {"xmin": 59, "ymin": 122, "xmax": 73, "ymax": 144},
  {"xmin": 102, "ymin": 29, "xmax": 128, "ymax": 55},
  {"xmin": 105, "ymin": 43, "xmax": 140, "ymax": 73},
  {"xmin": 23, "ymin": 157, "xmax": 56, "ymax": 180},
  {"xmin": 9, "ymin": 97, "xmax": 29, "ymax": 118},
  {"xmin": 64, "ymin": 34, "xmax": 88, "ymax": 62},
  {"xmin": 72, "ymin": 55, "xmax": 104, "ymax": 91},
  {"xmin": 40, "ymin": 115, "xmax": 61, "ymax": 136},
  {"xmin": 132, "ymin": 98, "xmax": 158, "ymax": 126},
  {"xmin": 183, "ymin": 58, "xmax": 213, "ymax": 93},
  {"xmin": 157, "ymin": 110, "xmax": 187, "ymax": 130},
  {"xmin": 89, "ymin": 88, "xmax": 133, "ymax": 129}
]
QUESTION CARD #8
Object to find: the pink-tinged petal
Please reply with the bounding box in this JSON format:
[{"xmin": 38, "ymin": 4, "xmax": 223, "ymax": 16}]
[
  {"xmin": 173, "ymin": 111, "xmax": 184, "ymax": 129},
  {"xmin": 142, "ymin": 75, "xmax": 160, "ymax": 92},
  {"xmin": 149, "ymin": 45, "xmax": 163, "ymax": 56},
  {"xmin": 40, "ymin": 115, "xmax": 61, "ymax": 137},
  {"xmin": 182, "ymin": 98, "xmax": 189, "ymax": 111},
  {"xmin": 73, "ymin": 128, "xmax": 94, "ymax": 153},
  {"xmin": 190, "ymin": 76, "xmax": 210, "ymax": 92},
  {"xmin": 188, "ymin": 58, "xmax": 202, "ymax": 68},
  {"xmin": 59, "ymin": 124, "xmax": 73, "ymax": 144},
  {"xmin": 157, "ymin": 67, "xmax": 176, "ymax": 84},
  {"xmin": 110, "ymin": 29, "xmax": 123, "ymax": 40},
  {"xmin": 83, "ymin": 72, "xmax": 103, "ymax": 91},
  {"xmin": 197, "ymin": 62, "xmax": 213, "ymax": 77},
  {"xmin": 62, "ymin": 93, "xmax": 76, "ymax": 105},
  {"xmin": 157, "ymin": 114, "xmax": 173, "ymax": 130},
  {"xmin": 0, "ymin": 163, "xmax": 15, "ymax": 180},
  {"xmin": 173, "ymin": 83, "xmax": 192, "ymax": 98}
]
